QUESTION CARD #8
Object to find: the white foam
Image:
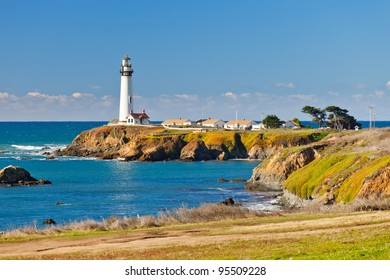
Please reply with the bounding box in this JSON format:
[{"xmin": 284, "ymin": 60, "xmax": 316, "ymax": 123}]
[{"xmin": 11, "ymin": 145, "xmax": 44, "ymax": 151}]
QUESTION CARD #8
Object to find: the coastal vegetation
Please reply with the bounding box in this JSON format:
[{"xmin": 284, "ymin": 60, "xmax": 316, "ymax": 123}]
[
  {"xmin": 56, "ymin": 126, "xmax": 329, "ymax": 161},
  {"xmin": 1, "ymin": 206, "xmax": 389, "ymax": 260},
  {"xmin": 301, "ymin": 105, "xmax": 360, "ymax": 129},
  {"xmin": 246, "ymin": 128, "xmax": 390, "ymax": 207},
  {"xmin": 261, "ymin": 115, "xmax": 282, "ymax": 128}
]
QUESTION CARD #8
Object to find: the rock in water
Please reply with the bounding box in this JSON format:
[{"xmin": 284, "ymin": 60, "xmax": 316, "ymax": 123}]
[
  {"xmin": 43, "ymin": 218, "xmax": 56, "ymax": 225},
  {"xmin": 0, "ymin": 165, "xmax": 36, "ymax": 183},
  {"xmin": 220, "ymin": 197, "xmax": 235, "ymax": 206},
  {"xmin": 218, "ymin": 178, "xmax": 229, "ymax": 182},
  {"xmin": 0, "ymin": 165, "xmax": 51, "ymax": 186}
]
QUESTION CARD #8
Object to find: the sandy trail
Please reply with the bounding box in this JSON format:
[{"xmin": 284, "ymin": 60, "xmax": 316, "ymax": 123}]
[{"xmin": 1, "ymin": 211, "xmax": 389, "ymax": 258}]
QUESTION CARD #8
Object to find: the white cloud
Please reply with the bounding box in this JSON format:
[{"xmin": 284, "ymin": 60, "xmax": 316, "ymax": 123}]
[
  {"xmin": 72, "ymin": 92, "xmax": 82, "ymax": 98},
  {"xmin": 352, "ymin": 94, "xmax": 364, "ymax": 101},
  {"xmin": 328, "ymin": 91, "xmax": 340, "ymax": 97},
  {"xmin": 275, "ymin": 82, "xmax": 295, "ymax": 88},
  {"xmin": 0, "ymin": 92, "xmax": 19, "ymax": 103},
  {"xmin": 288, "ymin": 94, "xmax": 318, "ymax": 102},
  {"xmin": 223, "ymin": 91, "xmax": 237, "ymax": 100},
  {"xmin": 175, "ymin": 94, "xmax": 198, "ymax": 101},
  {"xmin": 371, "ymin": 90, "xmax": 385, "ymax": 98},
  {"xmin": 27, "ymin": 92, "xmax": 47, "ymax": 98},
  {"xmin": 240, "ymin": 93, "xmax": 251, "ymax": 97},
  {"xmin": 386, "ymin": 80, "xmax": 390, "ymax": 90},
  {"xmin": 0, "ymin": 92, "xmax": 9, "ymax": 99},
  {"xmin": 72, "ymin": 92, "xmax": 94, "ymax": 99},
  {"xmin": 352, "ymin": 83, "xmax": 366, "ymax": 90}
]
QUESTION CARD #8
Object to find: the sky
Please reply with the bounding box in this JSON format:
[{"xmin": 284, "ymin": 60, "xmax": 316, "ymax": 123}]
[{"xmin": 1, "ymin": 0, "xmax": 390, "ymax": 121}]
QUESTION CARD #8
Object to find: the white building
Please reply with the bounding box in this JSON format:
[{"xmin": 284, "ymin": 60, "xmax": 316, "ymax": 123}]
[
  {"xmin": 118, "ymin": 54, "xmax": 133, "ymax": 123},
  {"xmin": 200, "ymin": 118, "xmax": 225, "ymax": 128},
  {"xmin": 224, "ymin": 119, "xmax": 257, "ymax": 130},
  {"xmin": 126, "ymin": 110, "xmax": 150, "ymax": 125},
  {"xmin": 111, "ymin": 55, "xmax": 151, "ymax": 126},
  {"xmin": 162, "ymin": 118, "xmax": 193, "ymax": 127},
  {"xmin": 251, "ymin": 123, "xmax": 266, "ymax": 130},
  {"xmin": 282, "ymin": 120, "xmax": 300, "ymax": 129}
]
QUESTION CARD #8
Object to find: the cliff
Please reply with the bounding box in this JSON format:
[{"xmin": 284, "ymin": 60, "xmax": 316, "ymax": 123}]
[
  {"xmin": 56, "ymin": 126, "xmax": 328, "ymax": 162},
  {"xmin": 245, "ymin": 128, "xmax": 390, "ymax": 204}
]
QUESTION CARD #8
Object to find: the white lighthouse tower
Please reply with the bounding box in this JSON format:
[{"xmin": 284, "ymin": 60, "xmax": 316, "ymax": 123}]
[{"xmin": 119, "ymin": 54, "xmax": 134, "ymax": 122}]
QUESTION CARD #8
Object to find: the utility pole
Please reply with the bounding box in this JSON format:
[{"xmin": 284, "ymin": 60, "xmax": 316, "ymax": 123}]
[
  {"xmin": 201, "ymin": 103, "xmax": 204, "ymax": 127},
  {"xmin": 368, "ymin": 106, "xmax": 374, "ymax": 129}
]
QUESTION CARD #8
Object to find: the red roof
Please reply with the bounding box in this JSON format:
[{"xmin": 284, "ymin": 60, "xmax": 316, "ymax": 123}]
[{"xmin": 128, "ymin": 112, "xmax": 150, "ymax": 119}]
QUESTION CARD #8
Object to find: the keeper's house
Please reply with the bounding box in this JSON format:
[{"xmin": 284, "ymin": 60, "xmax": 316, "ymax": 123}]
[{"xmin": 126, "ymin": 110, "xmax": 151, "ymax": 125}]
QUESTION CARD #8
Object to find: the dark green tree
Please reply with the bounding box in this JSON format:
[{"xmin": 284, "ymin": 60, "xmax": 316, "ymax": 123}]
[
  {"xmin": 301, "ymin": 106, "xmax": 326, "ymax": 127},
  {"xmin": 262, "ymin": 115, "xmax": 282, "ymax": 129},
  {"xmin": 325, "ymin": 106, "xmax": 361, "ymax": 130},
  {"xmin": 325, "ymin": 106, "xmax": 349, "ymax": 130}
]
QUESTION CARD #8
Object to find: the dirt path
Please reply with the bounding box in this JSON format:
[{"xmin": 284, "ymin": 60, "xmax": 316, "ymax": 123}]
[{"xmin": 1, "ymin": 211, "xmax": 389, "ymax": 259}]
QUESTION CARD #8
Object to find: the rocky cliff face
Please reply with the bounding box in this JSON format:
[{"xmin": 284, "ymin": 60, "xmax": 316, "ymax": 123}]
[
  {"xmin": 245, "ymin": 128, "xmax": 390, "ymax": 205},
  {"xmin": 245, "ymin": 146, "xmax": 323, "ymax": 192},
  {"xmin": 56, "ymin": 126, "xmax": 326, "ymax": 162}
]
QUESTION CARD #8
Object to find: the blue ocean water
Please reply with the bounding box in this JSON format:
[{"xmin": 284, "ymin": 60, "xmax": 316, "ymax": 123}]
[
  {"xmin": 0, "ymin": 122, "xmax": 270, "ymax": 231},
  {"xmin": 300, "ymin": 120, "xmax": 390, "ymax": 129}
]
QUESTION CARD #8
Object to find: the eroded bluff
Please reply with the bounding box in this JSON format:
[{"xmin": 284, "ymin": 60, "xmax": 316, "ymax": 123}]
[{"xmin": 56, "ymin": 126, "xmax": 325, "ymax": 162}]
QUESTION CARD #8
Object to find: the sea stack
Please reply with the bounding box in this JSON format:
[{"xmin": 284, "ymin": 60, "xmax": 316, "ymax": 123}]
[{"xmin": 0, "ymin": 165, "xmax": 51, "ymax": 186}]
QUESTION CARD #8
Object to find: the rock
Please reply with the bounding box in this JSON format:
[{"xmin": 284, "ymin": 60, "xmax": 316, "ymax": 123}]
[
  {"xmin": 359, "ymin": 165, "xmax": 390, "ymax": 199},
  {"xmin": 43, "ymin": 218, "xmax": 56, "ymax": 225},
  {"xmin": 245, "ymin": 147, "xmax": 320, "ymax": 192},
  {"xmin": 45, "ymin": 155, "xmax": 56, "ymax": 160},
  {"xmin": 180, "ymin": 140, "xmax": 212, "ymax": 161},
  {"xmin": 42, "ymin": 152, "xmax": 51, "ymax": 156},
  {"xmin": 220, "ymin": 197, "xmax": 235, "ymax": 206},
  {"xmin": 0, "ymin": 150, "xmax": 4, "ymax": 154},
  {"xmin": 231, "ymin": 178, "xmax": 247, "ymax": 182},
  {"xmin": 56, "ymin": 125, "xmax": 327, "ymax": 162},
  {"xmin": 0, "ymin": 165, "xmax": 51, "ymax": 186},
  {"xmin": 0, "ymin": 165, "xmax": 37, "ymax": 184},
  {"xmin": 216, "ymin": 151, "xmax": 229, "ymax": 161},
  {"xmin": 218, "ymin": 178, "xmax": 229, "ymax": 182},
  {"xmin": 56, "ymin": 202, "xmax": 64, "ymax": 205},
  {"xmin": 37, "ymin": 179, "xmax": 52, "ymax": 185}
]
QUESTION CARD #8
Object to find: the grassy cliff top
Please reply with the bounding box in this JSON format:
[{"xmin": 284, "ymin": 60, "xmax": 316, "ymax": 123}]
[{"xmin": 283, "ymin": 128, "xmax": 390, "ymax": 203}]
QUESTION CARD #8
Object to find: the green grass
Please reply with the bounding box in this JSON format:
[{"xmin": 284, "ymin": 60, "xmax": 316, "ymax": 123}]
[
  {"xmin": 336, "ymin": 155, "xmax": 390, "ymax": 203},
  {"xmin": 283, "ymin": 152, "xmax": 390, "ymax": 202},
  {"xmin": 3, "ymin": 211, "xmax": 389, "ymax": 260}
]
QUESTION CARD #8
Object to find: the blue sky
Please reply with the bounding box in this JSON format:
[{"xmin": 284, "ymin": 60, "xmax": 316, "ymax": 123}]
[{"xmin": 1, "ymin": 0, "xmax": 389, "ymax": 121}]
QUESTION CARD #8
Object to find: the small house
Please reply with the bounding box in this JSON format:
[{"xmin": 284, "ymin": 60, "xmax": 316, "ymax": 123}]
[
  {"xmin": 161, "ymin": 118, "xmax": 193, "ymax": 127},
  {"xmin": 251, "ymin": 123, "xmax": 266, "ymax": 130},
  {"xmin": 224, "ymin": 119, "xmax": 257, "ymax": 130},
  {"xmin": 126, "ymin": 110, "xmax": 150, "ymax": 125},
  {"xmin": 281, "ymin": 120, "xmax": 300, "ymax": 129},
  {"xmin": 200, "ymin": 118, "xmax": 225, "ymax": 128}
]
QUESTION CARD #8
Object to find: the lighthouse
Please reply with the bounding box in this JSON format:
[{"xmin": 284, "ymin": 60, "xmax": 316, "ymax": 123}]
[{"xmin": 119, "ymin": 54, "xmax": 134, "ymax": 122}]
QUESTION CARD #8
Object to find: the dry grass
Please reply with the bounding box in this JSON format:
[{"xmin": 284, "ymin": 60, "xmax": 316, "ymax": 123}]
[
  {"xmin": 283, "ymin": 196, "xmax": 390, "ymax": 214},
  {"xmin": 0, "ymin": 204, "xmax": 270, "ymax": 238}
]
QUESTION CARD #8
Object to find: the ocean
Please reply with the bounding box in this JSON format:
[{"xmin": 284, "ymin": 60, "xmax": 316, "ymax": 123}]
[{"xmin": 0, "ymin": 122, "xmax": 272, "ymax": 231}]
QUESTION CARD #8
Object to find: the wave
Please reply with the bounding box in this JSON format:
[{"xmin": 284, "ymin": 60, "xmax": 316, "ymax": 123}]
[
  {"xmin": 11, "ymin": 144, "xmax": 67, "ymax": 151},
  {"xmin": 11, "ymin": 145, "xmax": 46, "ymax": 151}
]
